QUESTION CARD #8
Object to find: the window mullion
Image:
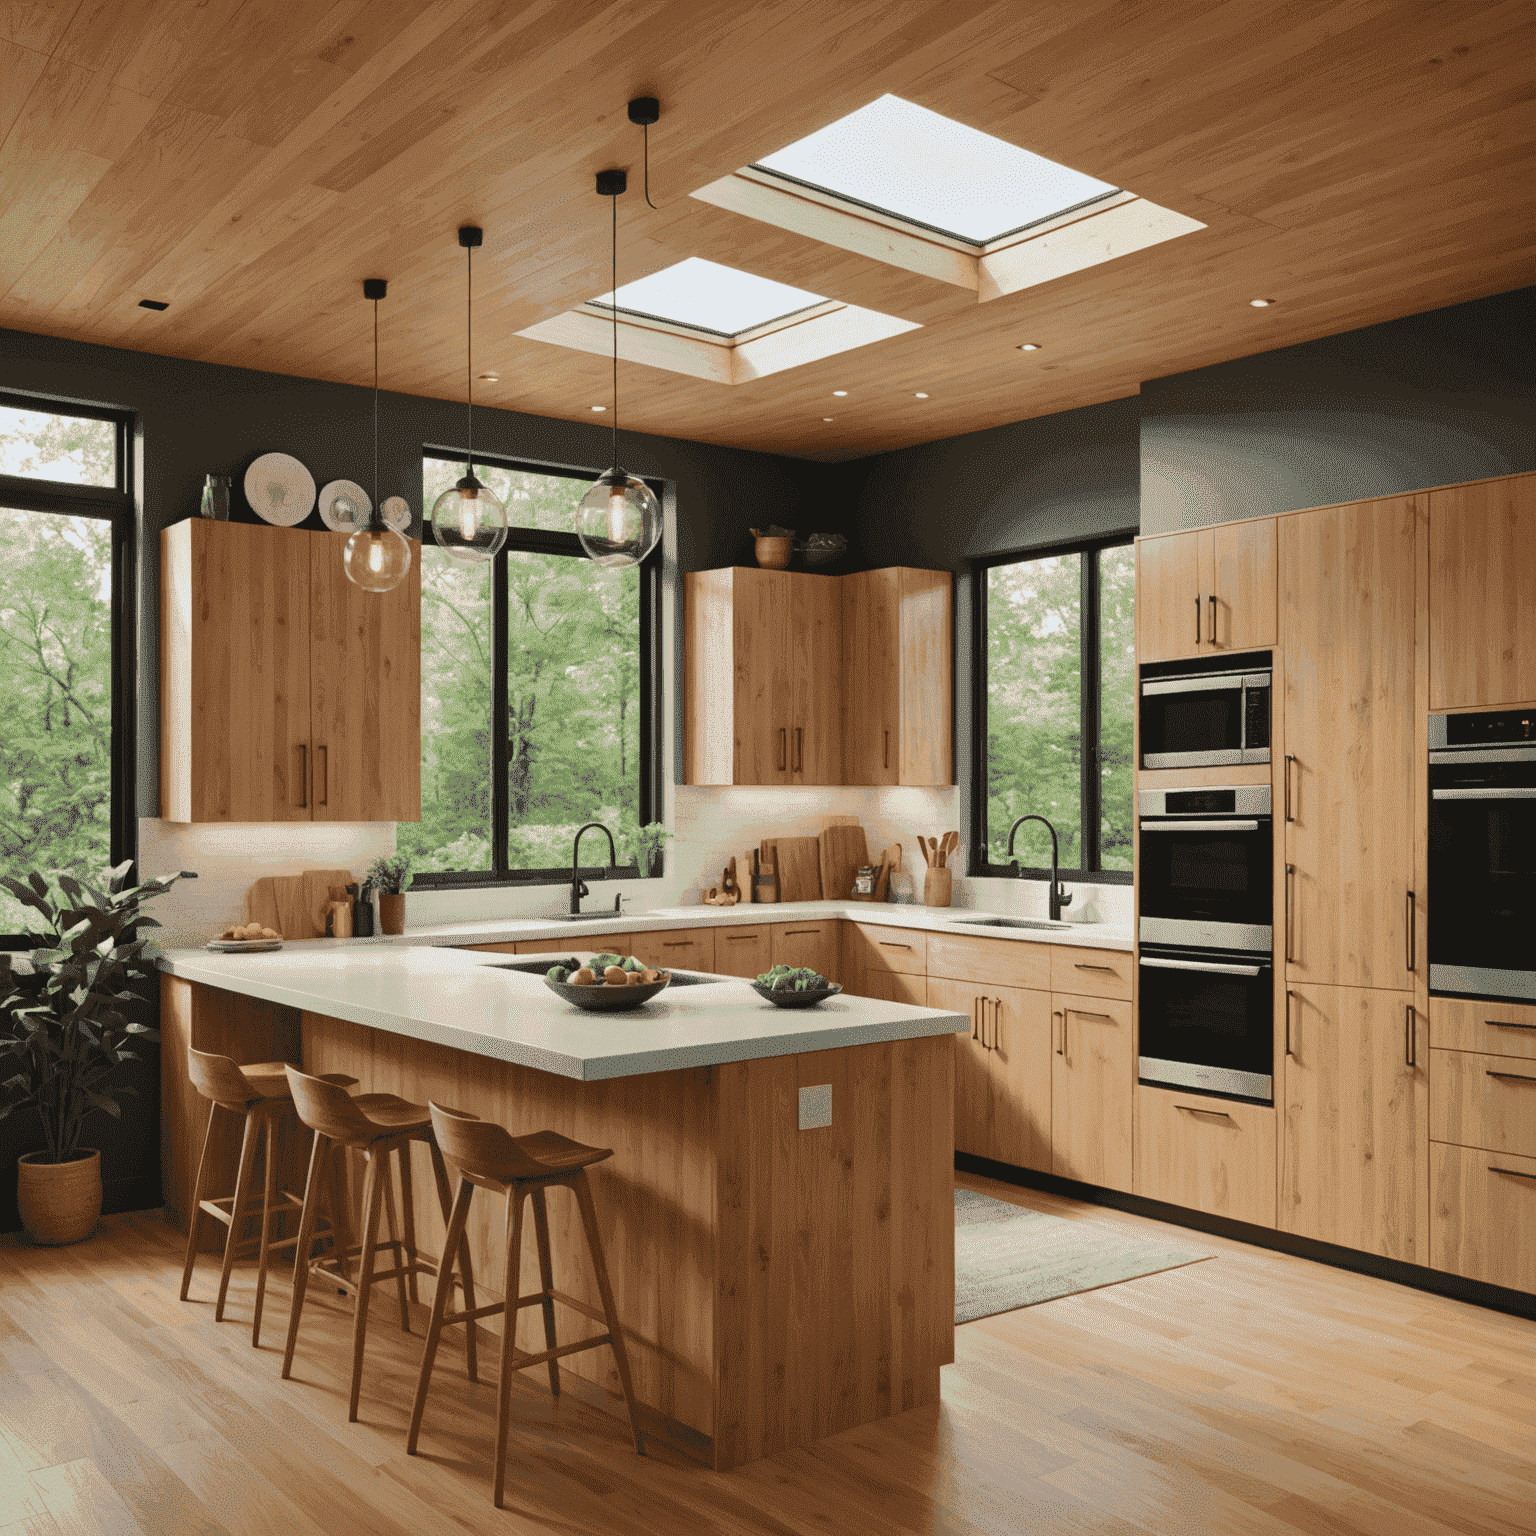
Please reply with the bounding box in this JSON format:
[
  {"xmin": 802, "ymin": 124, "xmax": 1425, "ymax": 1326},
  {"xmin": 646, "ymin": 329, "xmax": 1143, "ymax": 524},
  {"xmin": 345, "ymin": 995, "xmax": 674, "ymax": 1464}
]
[
  {"xmin": 1081, "ymin": 547, "xmax": 1102, "ymax": 874},
  {"xmin": 491, "ymin": 548, "xmax": 510, "ymax": 880}
]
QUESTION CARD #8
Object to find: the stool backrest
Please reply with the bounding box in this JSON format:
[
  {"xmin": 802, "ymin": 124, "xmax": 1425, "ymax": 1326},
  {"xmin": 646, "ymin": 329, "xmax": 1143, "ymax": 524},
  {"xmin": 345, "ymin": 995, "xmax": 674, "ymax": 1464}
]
[
  {"xmin": 187, "ymin": 1046, "xmax": 260, "ymax": 1108},
  {"xmin": 285, "ymin": 1064, "xmax": 374, "ymax": 1141},
  {"xmin": 429, "ymin": 1101, "xmax": 552, "ymax": 1184}
]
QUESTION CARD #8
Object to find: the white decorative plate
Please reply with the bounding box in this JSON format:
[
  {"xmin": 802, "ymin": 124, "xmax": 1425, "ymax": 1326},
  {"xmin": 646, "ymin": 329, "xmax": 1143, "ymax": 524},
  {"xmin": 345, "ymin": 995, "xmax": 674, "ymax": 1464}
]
[
  {"xmin": 244, "ymin": 453, "xmax": 316, "ymax": 526},
  {"xmin": 380, "ymin": 495, "xmax": 412, "ymax": 531},
  {"xmin": 318, "ymin": 478, "xmax": 371, "ymax": 531}
]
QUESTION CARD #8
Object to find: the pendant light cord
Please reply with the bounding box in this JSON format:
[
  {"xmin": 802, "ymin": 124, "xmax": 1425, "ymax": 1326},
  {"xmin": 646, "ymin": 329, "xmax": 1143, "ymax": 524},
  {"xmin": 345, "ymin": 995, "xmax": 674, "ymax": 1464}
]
[
  {"xmin": 465, "ymin": 240, "xmax": 474, "ymax": 478},
  {"xmin": 610, "ymin": 190, "xmax": 620, "ymax": 467},
  {"xmin": 372, "ymin": 298, "xmax": 382, "ymax": 531},
  {"xmin": 643, "ymin": 122, "xmax": 657, "ymax": 210}
]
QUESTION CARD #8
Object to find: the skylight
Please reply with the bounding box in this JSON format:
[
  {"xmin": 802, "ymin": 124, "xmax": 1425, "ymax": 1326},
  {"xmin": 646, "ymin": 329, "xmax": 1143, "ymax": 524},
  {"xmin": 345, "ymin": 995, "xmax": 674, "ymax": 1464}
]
[
  {"xmin": 753, "ymin": 94, "xmax": 1119, "ymax": 246},
  {"xmin": 592, "ymin": 257, "xmax": 829, "ymax": 338}
]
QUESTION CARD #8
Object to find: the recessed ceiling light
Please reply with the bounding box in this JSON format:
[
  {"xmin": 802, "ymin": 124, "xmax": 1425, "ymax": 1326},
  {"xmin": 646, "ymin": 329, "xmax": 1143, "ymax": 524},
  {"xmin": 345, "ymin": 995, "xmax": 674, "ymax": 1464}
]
[
  {"xmin": 590, "ymin": 404, "xmax": 607, "ymax": 411},
  {"xmin": 138, "ymin": 299, "xmax": 169, "ymax": 311},
  {"xmin": 1249, "ymin": 298, "xmax": 1273, "ymax": 307},
  {"xmin": 833, "ymin": 389, "xmax": 848, "ymax": 396},
  {"xmin": 1018, "ymin": 342, "xmax": 1041, "ymax": 351},
  {"xmin": 823, "ymin": 417, "xmax": 834, "ymax": 422},
  {"xmin": 914, "ymin": 392, "xmax": 929, "ymax": 399}
]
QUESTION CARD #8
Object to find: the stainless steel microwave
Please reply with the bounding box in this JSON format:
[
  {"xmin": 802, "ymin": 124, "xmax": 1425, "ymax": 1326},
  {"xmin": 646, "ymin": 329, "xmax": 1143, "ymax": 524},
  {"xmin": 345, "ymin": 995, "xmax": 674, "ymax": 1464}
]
[{"xmin": 1140, "ymin": 651, "xmax": 1271, "ymax": 770}]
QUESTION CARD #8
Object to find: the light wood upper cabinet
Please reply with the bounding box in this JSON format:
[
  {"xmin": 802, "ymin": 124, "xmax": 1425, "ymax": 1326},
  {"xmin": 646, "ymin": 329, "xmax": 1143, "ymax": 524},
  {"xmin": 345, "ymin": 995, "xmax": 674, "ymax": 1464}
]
[
  {"xmin": 161, "ymin": 520, "xmax": 420, "ymax": 824},
  {"xmin": 1428, "ymin": 472, "xmax": 1536, "ymax": 710},
  {"xmin": 1051, "ymin": 991, "xmax": 1134, "ymax": 1192},
  {"xmin": 1281, "ymin": 983, "xmax": 1424, "ymax": 1263},
  {"xmin": 1136, "ymin": 519, "xmax": 1276, "ymax": 663},
  {"xmin": 685, "ymin": 565, "xmax": 951, "ymax": 787},
  {"xmin": 1280, "ymin": 495, "xmax": 1417, "ymax": 989},
  {"xmin": 309, "ymin": 534, "xmax": 420, "ymax": 823}
]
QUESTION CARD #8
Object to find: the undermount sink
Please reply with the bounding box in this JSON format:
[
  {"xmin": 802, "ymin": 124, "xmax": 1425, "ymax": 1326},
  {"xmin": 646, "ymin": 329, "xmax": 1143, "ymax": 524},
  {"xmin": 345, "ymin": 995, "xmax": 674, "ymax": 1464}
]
[
  {"xmin": 547, "ymin": 910, "xmax": 627, "ymax": 922},
  {"xmin": 951, "ymin": 916, "xmax": 1074, "ymax": 932}
]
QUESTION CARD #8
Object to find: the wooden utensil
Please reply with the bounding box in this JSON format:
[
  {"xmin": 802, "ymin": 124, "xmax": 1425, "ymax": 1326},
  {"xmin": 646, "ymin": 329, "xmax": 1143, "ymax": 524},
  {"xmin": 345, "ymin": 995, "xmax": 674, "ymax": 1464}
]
[
  {"xmin": 773, "ymin": 835, "xmax": 823, "ymax": 903},
  {"xmin": 736, "ymin": 847, "xmax": 756, "ymax": 903},
  {"xmin": 819, "ymin": 823, "xmax": 869, "ymax": 901},
  {"xmin": 940, "ymin": 831, "xmax": 959, "ymax": 866}
]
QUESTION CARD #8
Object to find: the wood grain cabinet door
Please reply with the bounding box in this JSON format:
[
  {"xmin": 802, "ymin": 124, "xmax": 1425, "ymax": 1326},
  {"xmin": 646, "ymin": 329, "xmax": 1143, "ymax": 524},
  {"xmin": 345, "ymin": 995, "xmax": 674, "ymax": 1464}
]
[
  {"xmin": 732, "ymin": 567, "xmax": 792, "ymax": 785},
  {"xmin": 1428, "ymin": 472, "xmax": 1536, "ymax": 710},
  {"xmin": 857, "ymin": 969, "xmax": 927, "ymax": 1005},
  {"xmin": 769, "ymin": 920, "xmax": 841, "ymax": 983},
  {"xmin": 1135, "ymin": 530, "xmax": 1203, "ymax": 663},
  {"xmin": 1280, "ymin": 983, "xmax": 1424, "ymax": 1263},
  {"xmin": 842, "ymin": 568, "xmax": 900, "ymax": 784},
  {"xmin": 308, "ymin": 532, "xmax": 421, "ymax": 822},
  {"xmin": 1207, "ymin": 517, "xmax": 1276, "ymax": 652},
  {"xmin": 1050, "ymin": 992, "xmax": 1134, "ymax": 1191},
  {"xmin": 1280, "ymin": 495, "xmax": 1417, "ymax": 990},
  {"xmin": 986, "ymin": 985, "xmax": 1054, "ymax": 1173},
  {"xmin": 713, "ymin": 925, "xmax": 772, "ymax": 978},
  {"xmin": 897, "ymin": 568, "xmax": 952, "ymax": 785},
  {"xmin": 162, "ymin": 520, "xmax": 313, "ymax": 823},
  {"xmin": 789, "ymin": 573, "xmax": 842, "ymax": 784},
  {"xmin": 926, "ymin": 976, "xmax": 993, "ymax": 1159}
]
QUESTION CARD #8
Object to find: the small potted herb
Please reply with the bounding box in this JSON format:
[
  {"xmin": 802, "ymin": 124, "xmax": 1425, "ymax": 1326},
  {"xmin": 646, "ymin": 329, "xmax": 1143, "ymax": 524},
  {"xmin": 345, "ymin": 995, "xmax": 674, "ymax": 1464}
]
[
  {"xmin": 365, "ymin": 852, "xmax": 413, "ymax": 934},
  {"xmin": 0, "ymin": 863, "xmax": 192, "ymax": 1245},
  {"xmin": 633, "ymin": 822, "xmax": 672, "ymax": 878}
]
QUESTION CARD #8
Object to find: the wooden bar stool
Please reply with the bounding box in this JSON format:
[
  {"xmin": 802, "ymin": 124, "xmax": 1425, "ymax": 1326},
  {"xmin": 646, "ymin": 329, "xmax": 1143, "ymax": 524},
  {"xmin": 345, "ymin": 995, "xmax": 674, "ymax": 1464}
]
[
  {"xmin": 178, "ymin": 1047, "xmax": 357, "ymax": 1347},
  {"xmin": 279, "ymin": 1067, "xmax": 478, "ymax": 1422},
  {"xmin": 407, "ymin": 1101, "xmax": 644, "ymax": 1507}
]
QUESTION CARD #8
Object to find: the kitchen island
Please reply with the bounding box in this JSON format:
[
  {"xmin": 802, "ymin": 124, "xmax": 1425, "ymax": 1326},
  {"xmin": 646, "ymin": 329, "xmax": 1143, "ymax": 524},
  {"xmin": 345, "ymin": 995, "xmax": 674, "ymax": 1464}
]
[{"xmin": 159, "ymin": 943, "xmax": 966, "ymax": 1470}]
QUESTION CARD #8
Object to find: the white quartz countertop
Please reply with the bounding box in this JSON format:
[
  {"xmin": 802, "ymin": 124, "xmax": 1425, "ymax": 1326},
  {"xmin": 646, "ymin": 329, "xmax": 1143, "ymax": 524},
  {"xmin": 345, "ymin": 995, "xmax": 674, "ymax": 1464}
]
[
  {"xmin": 281, "ymin": 901, "xmax": 1132, "ymax": 954},
  {"xmin": 157, "ymin": 942, "xmax": 970, "ymax": 1082}
]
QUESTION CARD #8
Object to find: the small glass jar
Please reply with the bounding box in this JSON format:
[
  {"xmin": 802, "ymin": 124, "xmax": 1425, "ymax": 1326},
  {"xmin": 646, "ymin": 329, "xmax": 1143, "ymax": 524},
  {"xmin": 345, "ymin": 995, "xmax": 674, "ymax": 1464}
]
[
  {"xmin": 888, "ymin": 866, "xmax": 916, "ymax": 904},
  {"xmin": 200, "ymin": 474, "xmax": 231, "ymax": 520}
]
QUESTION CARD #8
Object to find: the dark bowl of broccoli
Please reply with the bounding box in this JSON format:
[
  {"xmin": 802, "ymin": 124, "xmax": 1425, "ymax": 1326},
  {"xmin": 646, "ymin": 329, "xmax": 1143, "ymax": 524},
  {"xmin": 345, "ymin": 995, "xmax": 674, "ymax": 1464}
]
[{"xmin": 750, "ymin": 965, "xmax": 842, "ymax": 1008}]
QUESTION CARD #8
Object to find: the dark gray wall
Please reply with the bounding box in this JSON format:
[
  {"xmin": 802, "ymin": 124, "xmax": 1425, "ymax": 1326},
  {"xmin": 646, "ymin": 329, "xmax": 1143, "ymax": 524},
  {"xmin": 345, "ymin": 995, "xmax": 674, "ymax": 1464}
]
[
  {"xmin": 0, "ymin": 325, "xmax": 836, "ymax": 821},
  {"xmin": 1140, "ymin": 287, "xmax": 1536, "ymax": 534}
]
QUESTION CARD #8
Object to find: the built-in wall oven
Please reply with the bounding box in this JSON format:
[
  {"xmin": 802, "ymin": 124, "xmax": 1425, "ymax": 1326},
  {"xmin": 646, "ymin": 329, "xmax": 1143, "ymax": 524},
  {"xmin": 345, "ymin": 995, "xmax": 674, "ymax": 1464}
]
[
  {"xmin": 1140, "ymin": 651, "xmax": 1271, "ymax": 770},
  {"xmin": 1428, "ymin": 709, "xmax": 1536, "ymax": 1004},
  {"xmin": 1138, "ymin": 784, "xmax": 1275, "ymax": 1103}
]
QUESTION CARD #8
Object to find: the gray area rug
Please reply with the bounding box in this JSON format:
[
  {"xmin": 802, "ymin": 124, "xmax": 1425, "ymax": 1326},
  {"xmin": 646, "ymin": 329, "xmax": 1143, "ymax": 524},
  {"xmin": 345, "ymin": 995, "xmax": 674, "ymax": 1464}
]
[{"xmin": 955, "ymin": 1187, "xmax": 1213, "ymax": 1323}]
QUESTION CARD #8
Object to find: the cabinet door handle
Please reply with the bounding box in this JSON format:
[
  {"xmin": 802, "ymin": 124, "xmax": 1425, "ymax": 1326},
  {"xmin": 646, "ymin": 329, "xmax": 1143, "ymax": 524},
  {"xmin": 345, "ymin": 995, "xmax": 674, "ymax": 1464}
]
[
  {"xmin": 1176, "ymin": 1104, "xmax": 1232, "ymax": 1120},
  {"xmin": 318, "ymin": 744, "xmax": 329, "ymax": 806},
  {"xmin": 1194, "ymin": 594, "xmax": 1202, "ymax": 646},
  {"xmin": 1074, "ymin": 962, "xmax": 1115, "ymax": 973},
  {"xmin": 778, "ymin": 728, "xmax": 786, "ymax": 772},
  {"xmin": 992, "ymin": 997, "xmax": 1003, "ymax": 1052},
  {"xmin": 1284, "ymin": 755, "xmax": 1295, "ymax": 822},
  {"xmin": 299, "ymin": 743, "xmax": 308, "ymax": 809},
  {"xmin": 1066, "ymin": 1008, "xmax": 1114, "ymax": 1022},
  {"xmin": 1486, "ymin": 1069, "xmax": 1536, "ymax": 1084},
  {"xmin": 1406, "ymin": 890, "xmax": 1416, "ymax": 973},
  {"xmin": 1285, "ymin": 864, "xmax": 1295, "ymax": 963},
  {"xmin": 1406, "ymin": 1004, "xmax": 1416, "ymax": 1068},
  {"xmin": 883, "ymin": 729, "xmax": 890, "ymax": 770},
  {"xmin": 1207, "ymin": 594, "xmax": 1217, "ymax": 645},
  {"xmin": 1054, "ymin": 1009, "xmax": 1064, "ymax": 1057},
  {"xmin": 1285, "ymin": 989, "xmax": 1293, "ymax": 1057},
  {"xmin": 1488, "ymin": 1165, "xmax": 1536, "ymax": 1182},
  {"xmin": 971, "ymin": 998, "xmax": 980, "ymax": 1043},
  {"xmin": 794, "ymin": 727, "xmax": 802, "ymax": 773}
]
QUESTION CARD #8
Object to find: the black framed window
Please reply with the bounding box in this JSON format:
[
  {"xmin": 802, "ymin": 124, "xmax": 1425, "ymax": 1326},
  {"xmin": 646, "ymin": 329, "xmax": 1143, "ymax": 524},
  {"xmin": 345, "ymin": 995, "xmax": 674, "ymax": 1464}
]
[
  {"xmin": 403, "ymin": 454, "xmax": 662, "ymax": 888},
  {"xmin": 970, "ymin": 534, "xmax": 1134, "ymax": 883},
  {"xmin": 0, "ymin": 392, "xmax": 136, "ymax": 943}
]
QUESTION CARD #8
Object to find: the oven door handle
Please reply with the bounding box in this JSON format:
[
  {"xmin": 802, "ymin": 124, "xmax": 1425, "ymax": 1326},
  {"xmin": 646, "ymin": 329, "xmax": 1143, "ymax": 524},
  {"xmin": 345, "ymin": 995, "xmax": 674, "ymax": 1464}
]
[
  {"xmin": 1142, "ymin": 675, "xmax": 1253, "ymax": 697},
  {"xmin": 1139, "ymin": 820, "xmax": 1260, "ymax": 833},
  {"xmin": 1139, "ymin": 957, "xmax": 1265, "ymax": 976},
  {"xmin": 1431, "ymin": 788, "xmax": 1536, "ymax": 800}
]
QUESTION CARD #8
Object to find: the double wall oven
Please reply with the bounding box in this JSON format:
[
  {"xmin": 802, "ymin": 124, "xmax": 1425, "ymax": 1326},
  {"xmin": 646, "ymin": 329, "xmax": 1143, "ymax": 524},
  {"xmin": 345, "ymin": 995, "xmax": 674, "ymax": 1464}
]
[{"xmin": 1137, "ymin": 786, "xmax": 1275, "ymax": 1103}]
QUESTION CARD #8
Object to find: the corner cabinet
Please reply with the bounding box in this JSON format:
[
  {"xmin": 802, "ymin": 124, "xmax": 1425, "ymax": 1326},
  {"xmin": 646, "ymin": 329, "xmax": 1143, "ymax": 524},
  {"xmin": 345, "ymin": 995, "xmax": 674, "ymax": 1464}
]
[
  {"xmin": 1136, "ymin": 518, "xmax": 1277, "ymax": 663},
  {"xmin": 684, "ymin": 564, "xmax": 951, "ymax": 787},
  {"xmin": 161, "ymin": 519, "xmax": 421, "ymax": 823}
]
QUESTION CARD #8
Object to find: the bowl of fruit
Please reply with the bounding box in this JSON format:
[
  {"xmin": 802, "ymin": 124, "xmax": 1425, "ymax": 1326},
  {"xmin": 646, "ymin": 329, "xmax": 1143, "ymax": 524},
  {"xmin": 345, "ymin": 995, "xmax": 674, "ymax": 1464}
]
[
  {"xmin": 750, "ymin": 965, "xmax": 842, "ymax": 1008},
  {"xmin": 543, "ymin": 953, "xmax": 672, "ymax": 1012}
]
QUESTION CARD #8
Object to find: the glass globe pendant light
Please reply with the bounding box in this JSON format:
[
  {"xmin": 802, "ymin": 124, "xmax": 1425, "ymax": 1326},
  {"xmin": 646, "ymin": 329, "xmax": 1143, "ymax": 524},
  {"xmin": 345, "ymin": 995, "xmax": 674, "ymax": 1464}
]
[
  {"xmin": 430, "ymin": 226, "xmax": 507, "ymax": 563},
  {"xmin": 343, "ymin": 278, "xmax": 413, "ymax": 593},
  {"xmin": 575, "ymin": 169, "xmax": 661, "ymax": 569}
]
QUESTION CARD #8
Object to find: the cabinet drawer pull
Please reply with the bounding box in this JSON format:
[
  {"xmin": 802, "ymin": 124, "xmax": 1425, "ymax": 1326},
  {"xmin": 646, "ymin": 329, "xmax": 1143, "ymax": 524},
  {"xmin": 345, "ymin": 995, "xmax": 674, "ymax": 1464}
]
[
  {"xmin": 1488, "ymin": 1165, "xmax": 1536, "ymax": 1182},
  {"xmin": 724, "ymin": 934, "xmax": 757, "ymax": 941},
  {"xmin": 1073, "ymin": 962, "xmax": 1115, "ymax": 973},
  {"xmin": 1054, "ymin": 1009, "xmax": 1064, "ymax": 1057},
  {"xmin": 1488, "ymin": 1019, "xmax": 1536, "ymax": 1031},
  {"xmin": 661, "ymin": 941, "xmax": 694, "ymax": 948},
  {"xmin": 299, "ymin": 743, "xmax": 308, "ymax": 809},
  {"xmin": 784, "ymin": 929, "xmax": 822, "ymax": 937},
  {"xmin": 1486, "ymin": 1070, "xmax": 1536, "ymax": 1084},
  {"xmin": 1176, "ymin": 1104, "xmax": 1232, "ymax": 1119},
  {"xmin": 1065, "ymin": 1008, "xmax": 1113, "ymax": 1022},
  {"xmin": 878, "ymin": 941, "xmax": 912, "ymax": 949}
]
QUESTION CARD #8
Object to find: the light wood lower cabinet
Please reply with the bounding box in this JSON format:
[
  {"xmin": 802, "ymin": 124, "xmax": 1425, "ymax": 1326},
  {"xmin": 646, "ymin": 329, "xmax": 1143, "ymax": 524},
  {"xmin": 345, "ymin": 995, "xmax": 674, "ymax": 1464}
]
[
  {"xmin": 1431, "ymin": 995, "xmax": 1536, "ymax": 1061},
  {"xmin": 856, "ymin": 969, "xmax": 926, "ymax": 1006},
  {"xmin": 1431, "ymin": 1141, "xmax": 1536, "ymax": 1294},
  {"xmin": 770, "ymin": 920, "xmax": 841, "ymax": 984},
  {"xmin": 927, "ymin": 930, "xmax": 1049, "ymax": 991},
  {"xmin": 1135, "ymin": 1085, "xmax": 1276, "ymax": 1227},
  {"xmin": 846, "ymin": 923, "xmax": 927, "ymax": 977},
  {"xmin": 1049, "ymin": 946, "xmax": 1132, "ymax": 1002},
  {"xmin": 634, "ymin": 928, "xmax": 715, "ymax": 973},
  {"xmin": 1051, "ymin": 991, "xmax": 1133, "ymax": 1192},
  {"xmin": 1430, "ymin": 1049, "xmax": 1536, "ymax": 1160},
  {"xmin": 713, "ymin": 924, "xmax": 772, "ymax": 978},
  {"xmin": 1280, "ymin": 983, "xmax": 1424, "ymax": 1262}
]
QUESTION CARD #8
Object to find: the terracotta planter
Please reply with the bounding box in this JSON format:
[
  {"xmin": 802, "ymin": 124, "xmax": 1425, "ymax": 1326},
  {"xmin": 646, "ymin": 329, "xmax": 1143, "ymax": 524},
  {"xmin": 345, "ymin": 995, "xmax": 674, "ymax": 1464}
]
[
  {"xmin": 17, "ymin": 1149, "xmax": 102, "ymax": 1246},
  {"xmin": 378, "ymin": 892, "xmax": 406, "ymax": 934},
  {"xmin": 753, "ymin": 535, "xmax": 792, "ymax": 570}
]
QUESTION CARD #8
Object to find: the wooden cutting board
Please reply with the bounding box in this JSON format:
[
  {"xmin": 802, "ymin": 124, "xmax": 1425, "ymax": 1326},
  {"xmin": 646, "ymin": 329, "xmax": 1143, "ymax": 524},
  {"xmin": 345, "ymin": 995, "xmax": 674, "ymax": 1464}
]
[
  {"xmin": 819, "ymin": 824, "xmax": 868, "ymax": 902},
  {"xmin": 248, "ymin": 868, "xmax": 354, "ymax": 939},
  {"xmin": 736, "ymin": 847, "xmax": 756, "ymax": 904},
  {"xmin": 773, "ymin": 835, "xmax": 823, "ymax": 904}
]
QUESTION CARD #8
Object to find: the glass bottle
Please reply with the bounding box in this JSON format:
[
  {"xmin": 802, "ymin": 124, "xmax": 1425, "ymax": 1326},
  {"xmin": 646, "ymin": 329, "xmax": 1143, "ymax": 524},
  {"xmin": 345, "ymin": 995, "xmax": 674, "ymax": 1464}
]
[{"xmin": 199, "ymin": 474, "xmax": 231, "ymax": 520}]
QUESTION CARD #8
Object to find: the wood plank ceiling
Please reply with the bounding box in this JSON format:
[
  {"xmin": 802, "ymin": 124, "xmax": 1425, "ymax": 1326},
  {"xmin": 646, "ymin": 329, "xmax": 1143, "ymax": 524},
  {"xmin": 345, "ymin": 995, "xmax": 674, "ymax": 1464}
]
[{"xmin": 2, "ymin": 0, "xmax": 1533, "ymax": 463}]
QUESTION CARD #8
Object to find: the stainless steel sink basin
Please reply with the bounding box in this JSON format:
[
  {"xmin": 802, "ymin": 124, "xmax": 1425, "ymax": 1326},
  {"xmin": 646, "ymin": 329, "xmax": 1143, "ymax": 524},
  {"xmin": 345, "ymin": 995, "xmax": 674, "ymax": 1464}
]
[
  {"xmin": 546, "ymin": 911, "xmax": 627, "ymax": 922},
  {"xmin": 951, "ymin": 916, "xmax": 1074, "ymax": 932}
]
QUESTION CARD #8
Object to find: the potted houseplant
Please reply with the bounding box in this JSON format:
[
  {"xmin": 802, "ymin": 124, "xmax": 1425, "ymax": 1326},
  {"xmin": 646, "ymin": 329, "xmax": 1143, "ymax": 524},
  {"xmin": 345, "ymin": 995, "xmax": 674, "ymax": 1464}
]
[
  {"xmin": 633, "ymin": 821, "xmax": 672, "ymax": 878},
  {"xmin": 366, "ymin": 853, "xmax": 413, "ymax": 935},
  {"xmin": 0, "ymin": 863, "xmax": 192, "ymax": 1245}
]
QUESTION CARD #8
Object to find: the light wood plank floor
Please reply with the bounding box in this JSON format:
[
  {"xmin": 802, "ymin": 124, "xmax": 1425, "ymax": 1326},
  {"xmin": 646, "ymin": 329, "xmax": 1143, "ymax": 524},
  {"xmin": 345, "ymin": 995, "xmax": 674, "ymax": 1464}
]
[{"xmin": 2, "ymin": 1171, "xmax": 1532, "ymax": 1536}]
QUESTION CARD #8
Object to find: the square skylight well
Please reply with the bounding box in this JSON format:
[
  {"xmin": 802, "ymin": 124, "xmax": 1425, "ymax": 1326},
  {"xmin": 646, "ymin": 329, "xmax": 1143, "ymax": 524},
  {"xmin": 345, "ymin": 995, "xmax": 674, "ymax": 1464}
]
[
  {"xmin": 591, "ymin": 256, "xmax": 830, "ymax": 338},
  {"xmin": 753, "ymin": 94, "xmax": 1120, "ymax": 247}
]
